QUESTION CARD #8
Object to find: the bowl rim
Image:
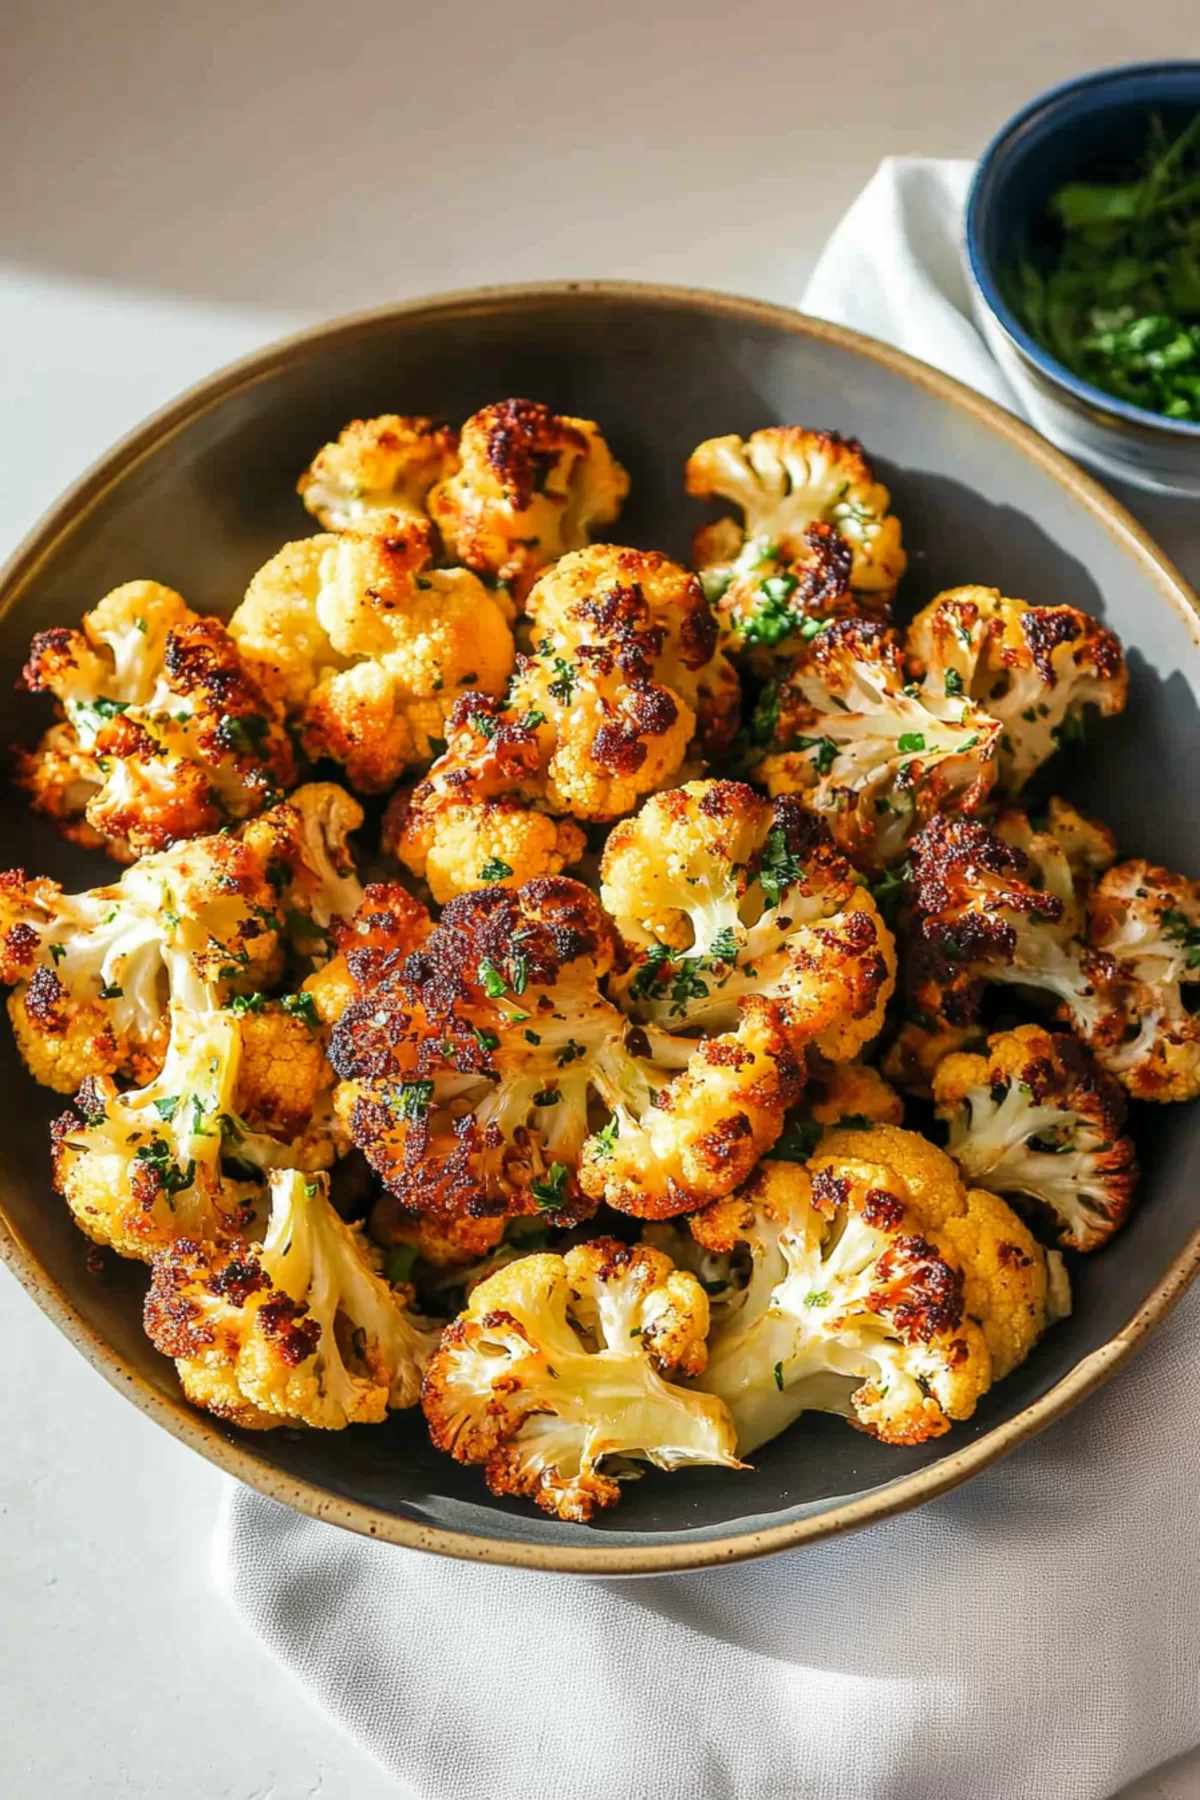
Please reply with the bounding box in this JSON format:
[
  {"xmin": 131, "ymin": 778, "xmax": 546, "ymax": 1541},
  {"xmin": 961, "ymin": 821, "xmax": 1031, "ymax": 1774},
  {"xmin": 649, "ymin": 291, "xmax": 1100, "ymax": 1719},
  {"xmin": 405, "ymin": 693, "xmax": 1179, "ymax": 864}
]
[
  {"xmin": 3, "ymin": 276, "xmax": 1200, "ymax": 1575},
  {"xmin": 966, "ymin": 57, "xmax": 1200, "ymax": 439}
]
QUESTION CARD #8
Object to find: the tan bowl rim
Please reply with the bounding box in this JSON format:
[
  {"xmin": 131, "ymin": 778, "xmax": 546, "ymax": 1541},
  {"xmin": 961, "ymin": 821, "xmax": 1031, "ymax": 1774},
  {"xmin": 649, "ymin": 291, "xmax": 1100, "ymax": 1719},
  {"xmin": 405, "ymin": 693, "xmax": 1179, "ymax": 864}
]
[{"xmin": 3, "ymin": 277, "xmax": 1200, "ymax": 1577}]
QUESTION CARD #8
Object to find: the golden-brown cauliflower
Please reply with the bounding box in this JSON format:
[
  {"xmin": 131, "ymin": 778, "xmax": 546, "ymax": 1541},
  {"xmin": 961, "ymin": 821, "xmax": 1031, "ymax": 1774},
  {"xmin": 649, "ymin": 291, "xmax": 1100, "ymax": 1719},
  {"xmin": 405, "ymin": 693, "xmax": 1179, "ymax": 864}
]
[
  {"xmin": 392, "ymin": 546, "xmax": 738, "ymax": 901},
  {"xmin": 145, "ymin": 1168, "xmax": 439, "ymax": 1430},
  {"xmin": 602, "ymin": 781, "xmax": 896, "ymax": 1065},
  {"xmin": 18, "ymin": 580, "xmax": 295, "ymax": 860},
  {"xmin": 686, "ymin": 427, "xmax": 906, "ymax": 610},
  {"xmin": 298, "ymin": 414, "xmax": 460, "ymax": 535},
  {"xmin": 811, "ymin": 1123, "xmax": 1068, "ymax": 1382},
  {"xmin": 907, "ymin": 586, "xmax": 1128, "ymax": 791},
  {"xmin": 230, "ymin": 526, "xmax": 514, "ymax": 793},
  {"xmin": 427, "ymin": 399, "xmax": 629, "ymax": 603},
  {"xmin": 420, "ymin": 1238, "xmax": 741, "ymax": 1521},
  {"xmin": 688, "ymin": 1157, "xmax": 993, "ymax": 1451},
  {"xmin": 748, "ymin": 617, "xmax": 1000, "ymax": 873},
  {"xmin": 933, "ymin": 1025, "xmax": 1139, "ymax": 1252}
]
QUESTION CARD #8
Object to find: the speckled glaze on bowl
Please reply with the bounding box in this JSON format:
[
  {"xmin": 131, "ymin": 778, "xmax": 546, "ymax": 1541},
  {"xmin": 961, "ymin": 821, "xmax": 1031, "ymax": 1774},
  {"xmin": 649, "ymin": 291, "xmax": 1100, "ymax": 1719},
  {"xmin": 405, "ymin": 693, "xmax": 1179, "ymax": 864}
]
[
  {"xmin": 967, "ymin": 61, "xmax": 1200, "ymax": 497},
  {"xmin": 3, "ymin": 281, "xmax": 1200, "ymax": 1575}
]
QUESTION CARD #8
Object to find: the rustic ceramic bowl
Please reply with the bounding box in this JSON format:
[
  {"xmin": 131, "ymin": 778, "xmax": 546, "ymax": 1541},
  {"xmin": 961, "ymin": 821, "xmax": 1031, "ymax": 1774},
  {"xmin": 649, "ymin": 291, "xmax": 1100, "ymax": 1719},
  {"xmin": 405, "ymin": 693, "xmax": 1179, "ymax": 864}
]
[
  {"xmin": 2, "ymin": 283, "xmax": 1199, "ymax": 1574},
  {"xmin": 967, "ymin": 60, "xmax": 1200, "ymax": 497}
]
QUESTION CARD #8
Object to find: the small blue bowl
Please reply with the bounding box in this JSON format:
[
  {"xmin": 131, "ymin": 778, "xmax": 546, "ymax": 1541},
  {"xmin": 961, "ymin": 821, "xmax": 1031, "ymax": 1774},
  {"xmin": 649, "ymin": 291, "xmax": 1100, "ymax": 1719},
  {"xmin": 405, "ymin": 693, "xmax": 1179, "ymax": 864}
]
[{"xmin": 967, "ymin": 60, "xmax": 1200, "ymax": 496}]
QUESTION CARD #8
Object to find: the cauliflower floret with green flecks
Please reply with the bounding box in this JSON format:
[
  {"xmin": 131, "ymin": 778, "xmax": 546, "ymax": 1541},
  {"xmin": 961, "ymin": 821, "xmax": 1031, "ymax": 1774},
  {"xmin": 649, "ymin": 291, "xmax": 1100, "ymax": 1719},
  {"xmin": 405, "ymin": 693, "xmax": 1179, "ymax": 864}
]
[
  {"xmin": 19, "ymin": 582, "xmax": 296, "ymax": 859},
  {"xmin": 933, "ymin": 1025, "xmax": 1139, "ymax": 1252},
  {"xmin": 0, "ymin": 835, "xmax": 283, "ymax": 1093},
  {"xmin": 686, "ymin": 428, "xmax": 906, "ymax": 606},
  {"xmin": 1084, "ymin": 860, "xmax": 1200, "ymax": 1102},
  {"xmin": 144, "ymin": 1168, "xmax": 440, "ymax": 1430},
  {"xmin": 229, "ymin": 536, "xmax": 344, "ymax": 710},
  {"xmin": 688, "ymin": 1159, "xmax": 993, "ymax": 1453},
  {"xmin": 602, "ymin": 781, "xmax": 895, "ymax": 1065},
  {"xmin": 428, "ymin": 400, "xmax": 630, "ymax": 604},
  {"xmin": 420, "ymin": 1239, "xmax": 741, "ymax": 1521},
  {"xmin": 750, "ymin": 618, "xmax": 1000, "ymax": 872},
  {"xmin": 907, "ymin": 586, "xmax": 1128, "ymax": 791},
  {"xmin": 385, "ymin": 783, "xmax": 588, "ymax": 907},
  {"xmin": 298, "ymin": 414, "xmax": 460, "ymax": 536},
  {"xmin": 242, "ymin": 782, "xmax": 364, "ymax": 968},
  {"xmin": 709, "ymin": 522, "xmax": 887, "ymax": 672},
  {"xmin": 811, "ymin": 1123, "xmax": 1067, "ymax": 1382}
]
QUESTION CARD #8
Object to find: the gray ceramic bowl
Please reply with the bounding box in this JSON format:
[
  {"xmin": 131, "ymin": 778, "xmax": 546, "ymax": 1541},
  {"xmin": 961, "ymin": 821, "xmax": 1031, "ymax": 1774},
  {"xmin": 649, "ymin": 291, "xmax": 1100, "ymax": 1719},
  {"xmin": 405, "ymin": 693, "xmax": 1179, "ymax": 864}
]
[
  {"xmin": 967, "ymin": 61, "xmax": 1200, "ymax": 497},
  {"xmin": 2, "ymin": 282, "xmax": 1200, "ymax": 1575}
]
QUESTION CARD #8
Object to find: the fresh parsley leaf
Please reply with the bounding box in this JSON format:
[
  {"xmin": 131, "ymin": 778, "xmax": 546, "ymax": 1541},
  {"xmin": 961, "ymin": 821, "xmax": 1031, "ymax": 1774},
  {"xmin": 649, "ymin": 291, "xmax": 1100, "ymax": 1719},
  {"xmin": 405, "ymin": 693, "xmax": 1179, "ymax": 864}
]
[
  {"xmin": 478, "ymin": 857, "xmax": 514, "ymax": 882},
  {"xmin": 758, "ymin": 825, "xmax": 805, "ymax": 907},
  {"xmin": 530, "ymin": 1162, "xmax": 571, "ymax": 1209},
  {"xmin": 281, "ymin": 992, "xmax": 320, "ymax": 1028}
]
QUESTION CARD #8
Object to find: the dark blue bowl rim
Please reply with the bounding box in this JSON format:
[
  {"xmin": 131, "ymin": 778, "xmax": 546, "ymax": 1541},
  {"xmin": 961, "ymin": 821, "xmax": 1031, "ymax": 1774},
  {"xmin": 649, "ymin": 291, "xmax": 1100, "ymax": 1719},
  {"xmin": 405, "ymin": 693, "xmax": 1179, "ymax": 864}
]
[{"xmin": 966, "ymin": 59, "xmax": 1200, "ymax": 440}]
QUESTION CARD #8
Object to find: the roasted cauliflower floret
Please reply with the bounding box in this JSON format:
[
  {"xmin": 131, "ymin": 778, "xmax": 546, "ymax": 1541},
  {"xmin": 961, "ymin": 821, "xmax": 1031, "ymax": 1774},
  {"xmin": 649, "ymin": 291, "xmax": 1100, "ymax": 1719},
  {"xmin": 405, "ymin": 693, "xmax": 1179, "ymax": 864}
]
[
  {"xmin": 0, "ymin": 835, "xmax": 283, "ymax": 1093},
  {"xmin": 907, "ymin": 586, "xmax": 1128, "ymax": 791},
  {"xmin": 49, "ymin": 1002, "xmax": 338, "ymax": 1262},
  {"xmin": 1086, "ymin": 859, "xmax": 1200, "ymax": 1102},
  {"xmin": 427, "ymin": 399, "xmax": 629, "ymax": 603},
  {"xmin": 298, "ymin": 413, "xmax": 460, "ymax": 535},
  {"xmin": 602, "ymin": 782, "xmax": 895, "ymax": 1062},
  {"xmin": 686, "ymin": 428, "xmax": 906, "ymax": 609},
  {"xmin": 748, "ymin": 618, "xmax": 999, "ymax": 872},
  {"xmin": 18, "ymin": 581, "xmax": 296, "ymax": 859},
  {"xmin": 933, "ymin": 1025, "xmax": 1139, "ymax": 1252},
  {"xmin": 242, "ymin": 781, "xmax": 364, "ymax": 967},
  {"xmin": 812, "ymin": 1123, "xmax": 1068, "ymax": 1382},
  {"xmin": 328, "ymin": 877, "xmax": 801, "ymax": 1241},
  {"xmin": 145, "ymin": 1168, "xmax": 440, "ymax": 1430},
  {"xmin": 420, "ymin": 1239, "xmax": 741, "ymax": 1521},
  {"xmin": 230, "ymin": 527, "xmax": 514, "ymax": 793},
  {"xmin": 708, "ymin": 523, "xmax": 869, "ymax": 668},
  {"xmin": 392, "ymin": 546, "xmax": 738, "ymax": 900},
  {"xmin": 689, "ymin": 1158, "xmax": 992, "ymax": 1452}
]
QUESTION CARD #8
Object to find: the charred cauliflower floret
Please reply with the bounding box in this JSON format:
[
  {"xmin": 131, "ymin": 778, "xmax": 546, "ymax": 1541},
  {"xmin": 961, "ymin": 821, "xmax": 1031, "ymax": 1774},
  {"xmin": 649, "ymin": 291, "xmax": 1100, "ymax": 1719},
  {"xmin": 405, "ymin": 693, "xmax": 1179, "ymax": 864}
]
[
  {"xmin": 748, "ymin": 618, "xmax": 999, "ymax": 872},
  {"xmin": 811, "ymin": 1123, "xmax": 1068, "ymax": 1383},
  {"xmin": 907, "ymin": 586, "xmax": 1128, "ymax": 791},
  {"xmin": 50, "ymin": 1001, "xmax": 339, "ymax": 1263},
  {"xmin": 18, "ymin": 580, "xmax": 296, "ymax": 859},
  {"xmin": 686, "ymin": 428, "xmax": 906, "ymax": 611},
  {"xmin": 1086, "ymin": 860, "xmax": 1200, "ymax": 1102},
  {"xmin": 602, "ymin": 782, "xmax": 895, "ymax": 1063},
  {"xmin": 933, "ymin": 1025, "xmax": 1139, "ymax": 1252},
  {"xmin": 0, "ymin": 835, "xmax": 283, "ymax": 1094},
  {"xmin": 230, "ymin": 526, "xmax": 514, "ymax": 793},
  {"xmin": 328, "ymin": 877, "xmax": 802, "ymax": 1245},
  {"xmin": 689, "ymin": 1158, "xmax": 992, "ymax": 1452},
  {"xmin": 708, "ymin": 523, "xmax": 870, "ymax": 669},
  {"xmin": 392, "ymin": 546, "xmax": 738, "ymax": 901},
  {"xmin": 242, "ymin": 781, "xmax": 364, "ymax": 967},
  {"xmin": 145, "ymin": 1168, "xmax": 439, "ymax": 1430},
  {"xmin": 890, "ymin": 806, "xmax": 1125, "ymax": 1096},
  {"xmin": 427, "ymin": 399, "xmax": 629, "ymax": 603},
  {"xmin": 298, "ymin": 414, "xmax": 460, "ymax": 536},
  {"xmin": 420, "ymin": 1239, "xmax": 741, "ymax": 1521}
]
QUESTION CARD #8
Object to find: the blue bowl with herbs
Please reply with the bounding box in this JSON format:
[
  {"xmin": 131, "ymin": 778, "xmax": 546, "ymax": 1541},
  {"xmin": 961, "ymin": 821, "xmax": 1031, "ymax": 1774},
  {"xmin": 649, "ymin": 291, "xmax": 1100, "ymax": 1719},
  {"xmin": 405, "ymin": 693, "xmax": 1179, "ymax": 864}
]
[{"xmin": 967, "ymin": 61, "xmax": 1200, "ymax": 495}]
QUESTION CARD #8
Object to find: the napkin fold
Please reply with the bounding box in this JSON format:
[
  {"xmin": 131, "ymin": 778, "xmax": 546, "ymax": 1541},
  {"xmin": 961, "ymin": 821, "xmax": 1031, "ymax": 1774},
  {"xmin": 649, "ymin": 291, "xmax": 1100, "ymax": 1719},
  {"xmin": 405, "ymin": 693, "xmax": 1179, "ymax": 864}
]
[{"xmin": 219, "ymin": 158, "xmax": 1200, "ymax": 1800}]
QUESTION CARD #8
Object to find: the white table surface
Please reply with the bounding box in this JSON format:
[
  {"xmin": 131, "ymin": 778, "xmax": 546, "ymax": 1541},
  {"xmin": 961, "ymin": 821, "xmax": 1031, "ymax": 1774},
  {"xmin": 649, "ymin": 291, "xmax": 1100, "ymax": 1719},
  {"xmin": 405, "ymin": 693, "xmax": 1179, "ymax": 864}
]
[{"xmin": 3, "ymin": 4, "xmax": 1200, "ymax": 1795}]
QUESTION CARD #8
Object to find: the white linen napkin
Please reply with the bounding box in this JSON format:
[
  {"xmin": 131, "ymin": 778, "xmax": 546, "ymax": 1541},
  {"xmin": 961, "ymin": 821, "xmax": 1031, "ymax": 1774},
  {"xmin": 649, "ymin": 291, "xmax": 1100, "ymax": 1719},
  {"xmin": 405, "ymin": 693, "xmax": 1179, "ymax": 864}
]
[{"xmin": 218, "ymin": 158, "xmax": 1200, "ymax": 1800}]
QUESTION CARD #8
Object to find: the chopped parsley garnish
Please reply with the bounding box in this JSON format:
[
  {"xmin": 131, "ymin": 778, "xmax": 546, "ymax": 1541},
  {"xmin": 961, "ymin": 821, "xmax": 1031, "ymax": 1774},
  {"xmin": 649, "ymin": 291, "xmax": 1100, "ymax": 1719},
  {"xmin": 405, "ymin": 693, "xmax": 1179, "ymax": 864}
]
[
  {"xmin": 152, "ymin": 1095, "xmax": 181, "ymax": 1122},
  {"xmin": 749, "ymin": 680, "xmax": 781, "ymax": 748},
  {"xmin": 773, "ymin": 1360, "xmax": 785, "ymax": 1391},
  {"xmin": 838, "ymin": 1114, "xmax": 873, "ymax": 1131},
  {"xmin": 509, "ymin": 951, "xmax": 529, "ymax": 996},
  {"xmin": 799, "ymin": 615, "xmax": 833, "ymax": 642},
  {"xmin": 385, "ymin": 1245, "xmax": 419, "ymax": 1285},
  {"xmin": 524, "ymin": 1028, "xmax": 542, "ymax": 1046},
  {"xmin": 1162, "ymin": 908, "xmax": 1200, "ymax": 968},
  {"xmin": 556, "ymin": 1039, "xmax": 586, "ymax": 1066},
  {"xmin": 478, "ymin": 958, "xmax": 507, "ymax": 999},
  {"xmin": 592, "ymin": 1117, "xmax": 620, "ymax": 1158},
  {"xmin": 758, "ymin": 824, "xmax": 805, "ymax": 907},
  {"xmin": 532, "ymin": 1087, "xmax": 561, "ymax": 1108},
  {"xmin": 281, "ymin": 992, "xmax": 320, "ymax": 1028},
  {"xmin": 427, "ymin": 736, "xmax": 447, "ymax": 759},
  {"xmin": 943, "ymin": 668, "xmax": 964, "ymax": 697},
  {"xmin": 530, "ymin": 1162, "xmax": 571, "ymax": 1209},
  {"xmin": 547, "ymin": 657, "xmax": 576, "ymax": 703},
  {"xmin": 803, "ymin": 1290, "xmax": 830, "ymax": 1309},
  {"xmin": 220, "ymin": 713, "xmax": 269, "ymax": 755},
  {"xmin": 134, "ymin": 1138, "xmax": 195, "ymax": 1196},
  {"xmin": 708, "ymin": 926, "xmax": 739, "ymax": 964},
  {"xmin": 49, "ymin": 943, "xmax": 67, "ymax": 964},
  {"xmin": 98, "ymin": 982, "xmax": 124, "ymax": 1000},
  {"xmin": 668, "ymin": 961, "xmax": 710, "ymax": 1014},
  {"xmin": 791, "ymin": 733, "xmax": 839, "ymax": 776},
  {"xmin": 229, "ymin": 992, "xmax": 269, "ymax": 1015},
  {"xmin": 897, "ymin": 731, "xmax": 926, "ymax": 754},
  {"xmin": 521, "ymin": 710, "xmax": 546, "ymax": 731},
  {"xmin": 388, "ymin": 1079, "xmax": 435, "ymax": 1121},
  {"xmin": 472, "ymin": 1025, "xmax": 501, "ymax": 1054},
  {"xmin": 772, "ymin": 1116, "xmax": 823, "ymax": 1162},
  {"xmin": 471, "ymin": 712, "xmax": 499, "ymax": 739},
  {"xmin": 80, "ymin": 695, "xmax": 130, "ymax": 722},
  {"xmin": 742, "ymin": 571, "xmax": 799, "ymax": 648},
  {"xmin": 478, "ymin": 857, "xmax": 514, "ymax": 883},
  {"xmin": 869, "ymin": 862, "xmax": 910, "ymax": 926},
  {"xmin": 1050, "ymin": 712, "xmax": 1088, "ymax": 748}
]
